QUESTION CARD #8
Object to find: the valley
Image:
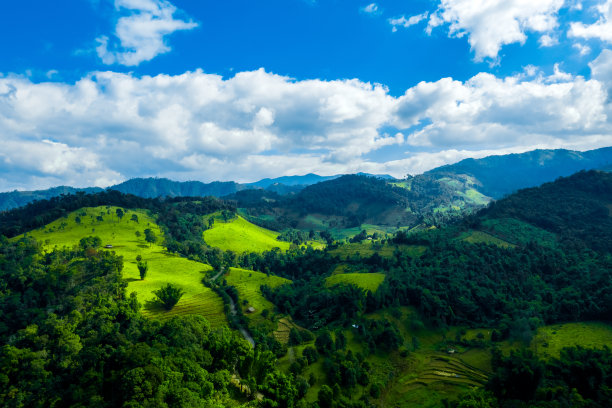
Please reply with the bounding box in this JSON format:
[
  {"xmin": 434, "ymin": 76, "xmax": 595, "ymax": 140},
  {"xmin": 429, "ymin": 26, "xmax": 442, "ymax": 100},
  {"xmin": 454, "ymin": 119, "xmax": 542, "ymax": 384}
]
[{"xmin": 1, "ymin": 167, "xmax": 611, "ymax": 407}]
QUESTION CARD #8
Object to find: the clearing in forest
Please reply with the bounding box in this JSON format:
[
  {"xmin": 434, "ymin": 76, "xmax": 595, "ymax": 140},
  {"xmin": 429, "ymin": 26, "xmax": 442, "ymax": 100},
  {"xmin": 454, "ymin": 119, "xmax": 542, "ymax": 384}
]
[
  {"xmin": 224, "ymin": 267, "xmax": 291, "ymax": 324},
  {"xmin": 325, "ymin": 272, "xmax": 385, "ymax": 293},
  {"xmin": 204, "ymin": 214, "xmax": 291, "ymax": 253}
]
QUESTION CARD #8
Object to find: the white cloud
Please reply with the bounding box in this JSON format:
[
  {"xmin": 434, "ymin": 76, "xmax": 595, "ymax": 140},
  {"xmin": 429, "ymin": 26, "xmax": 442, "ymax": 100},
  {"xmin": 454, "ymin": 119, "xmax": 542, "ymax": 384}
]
[
  {"xmin": 539, "ymin": 34, "xmax": 558, "ymax": 47},
  {"xmin": 361, "ymin": 3, "xmax": 380, "ymax": 15},
  {"xmin": 569, "ymin": 0, "xmax": 612, "ymax": 43},
  {"xmin": 573, "ymin": 42, "xmax": 592, "ymax": 55},
  {"xmin": 389, "ymin": 13, "xmax": 429, "ymax": 32},
  {"xmin": 0, "ymin": 64, "xmax": 611, "ymax": 190},
  {"xmin": 428, "ymin": 0, "xmax": 564, "ymax": 61},
  {"xmin": 589, "ymin": 49, "xmax": 612, "ymax": 91},
  {"xmin": 96, "ymin": 0, "xmax": 198, "ymax": 66}
]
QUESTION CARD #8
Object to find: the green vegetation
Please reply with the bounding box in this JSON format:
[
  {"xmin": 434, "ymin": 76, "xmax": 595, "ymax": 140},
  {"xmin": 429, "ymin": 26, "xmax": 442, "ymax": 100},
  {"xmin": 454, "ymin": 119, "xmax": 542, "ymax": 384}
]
[
  {"xmin": 329, "ymin": 241, "xmax": 426, "ymax": 259},
  {"xmin": 3, "ymin": 170, "xmax": 612, "ymax": 408},
  {"xmin": 224, "ymin": 267, "xmax": 291, "ymax": 323},
  {"xmin": 0, "ymin": 237, "xmax": 297, "ymax": 407},
  {"xmin": 531, "ymin": 321, "xmax": 612, "ymax": 358},
  {"xmin": 153, "ymin": 283, "xmax": 185, "ymax": 310},
  {"xmin": 22, "ymin": 206, "xmax": 227, "ymax": 326},
  {"xmin": 459, "ymin": 230, "xmax": 515, "ymax": 248},
  {"xmin": 204, "ymin": 214, "xmax": 291, "ymax": 253},
  {"xmin": 325, "ymin": 272, "xmax": 385, "ymax": 293},
  {"xmin": 481, "ymin": 217, "xmax": 558, "ymax": 247}
]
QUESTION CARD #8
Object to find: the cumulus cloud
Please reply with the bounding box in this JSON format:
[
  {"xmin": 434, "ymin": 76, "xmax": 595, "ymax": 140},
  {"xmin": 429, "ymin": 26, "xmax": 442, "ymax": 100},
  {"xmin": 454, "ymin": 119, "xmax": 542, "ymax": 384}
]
[
  {"xmin": 96, "ymin": 0, "xmax": 198, "ymax": 66},
  {"xmin": 569, "ymin": 0, "xmax": 612, "ymax": 43},
  {"xmin": 389, "ymin": 13, "xmax": 429, "ymax": 32},
  {"xmin": 427, "ymin": 0, "xmax": 564, "ymax": 61},
  {"xmin": 0, "ymin": 64, "xmax": 611, "ymax": 190},
  {"xmin": 589, "ymin": 49, "xmax": 612, "ymax": 92}
]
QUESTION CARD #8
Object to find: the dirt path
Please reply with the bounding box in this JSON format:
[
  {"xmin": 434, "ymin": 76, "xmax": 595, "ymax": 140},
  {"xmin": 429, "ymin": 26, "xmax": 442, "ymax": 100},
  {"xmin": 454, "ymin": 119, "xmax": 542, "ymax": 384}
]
[{"xmin": 210, "ymin": 267, "xmax": 255, "ymax": 348}]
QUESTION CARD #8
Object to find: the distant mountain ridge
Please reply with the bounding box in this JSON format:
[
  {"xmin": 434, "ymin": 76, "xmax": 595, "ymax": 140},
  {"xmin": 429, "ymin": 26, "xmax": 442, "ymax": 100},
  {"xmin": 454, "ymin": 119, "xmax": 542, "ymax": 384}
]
[
  {"xmin": 0, "ymin": 172, "xmax": 394, "ymax": 212},
  {"xmin": 1, "ymin": 147, "xmax": 610, "ymax": 212},
  {"xmin": 427, "ymin": 146, "xmax": 612, "ymax": 199},
  {"xmin": 0, "ymin": 186, "xmax": 103, "ymax": 212}
]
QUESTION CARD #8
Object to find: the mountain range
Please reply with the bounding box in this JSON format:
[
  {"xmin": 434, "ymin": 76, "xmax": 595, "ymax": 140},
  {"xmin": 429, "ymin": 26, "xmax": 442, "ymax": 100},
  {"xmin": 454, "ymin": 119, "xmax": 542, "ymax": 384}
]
[{"xmin": 1, "ymin": 146, "xmax": 610, "ymax": 212}]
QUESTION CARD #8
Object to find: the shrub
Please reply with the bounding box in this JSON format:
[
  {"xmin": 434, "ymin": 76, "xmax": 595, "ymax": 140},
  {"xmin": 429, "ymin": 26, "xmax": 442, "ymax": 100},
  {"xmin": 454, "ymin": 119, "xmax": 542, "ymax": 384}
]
[{"xmin": 153, "ymin": 284, "xmax": 184, "ymax": 310}]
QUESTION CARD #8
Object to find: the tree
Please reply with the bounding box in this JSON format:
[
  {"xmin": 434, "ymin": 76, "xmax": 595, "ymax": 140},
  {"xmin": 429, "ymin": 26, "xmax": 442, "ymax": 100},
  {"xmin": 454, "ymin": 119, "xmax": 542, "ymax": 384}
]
[
  {"xmin": 79, "ymin": 236, "xmax": 102, "ymax": 249},
  {"xmin": 318, "ymin": 385, "xmax": 334, "ymax": 408},
  {"xmin": 135, "ymin": 230, "xmax": 141, "ymax": 238},
  {"xmin": 144, "ymin": 228, "xmax": 156, "ymax": 247},
  {"xmin": 116, "ymin": 208, "xmax": 124, "ymax": 220},
  {"xmin": 153, "ymin": 284, "xmax": 184, "ymax": 310},
  {"xmin": 75, "ymin": 216, "xmax": 81, "ymax": 224},
  {"xmin": 137, "ymin": 261, "xmax": 148, "ymax": 280},
  {"xmin": 131, "ymin": 214, "xmax": 139, "ymax": 223}
]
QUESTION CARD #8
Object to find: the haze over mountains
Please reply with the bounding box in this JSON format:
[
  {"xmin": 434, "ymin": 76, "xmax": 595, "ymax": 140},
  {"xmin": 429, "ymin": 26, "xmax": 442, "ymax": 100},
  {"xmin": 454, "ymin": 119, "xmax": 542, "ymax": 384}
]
[{"xmin": 1, "ymin": 147, "xmax": 610, "ymax": 212}]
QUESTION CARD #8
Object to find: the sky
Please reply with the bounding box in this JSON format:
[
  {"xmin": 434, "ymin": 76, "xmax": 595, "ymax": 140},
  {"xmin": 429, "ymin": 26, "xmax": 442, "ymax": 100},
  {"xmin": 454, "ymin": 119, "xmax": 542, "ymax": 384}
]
[{"xmin": 1, "ymin": 0, "xmax": 611, "ymax": 191}]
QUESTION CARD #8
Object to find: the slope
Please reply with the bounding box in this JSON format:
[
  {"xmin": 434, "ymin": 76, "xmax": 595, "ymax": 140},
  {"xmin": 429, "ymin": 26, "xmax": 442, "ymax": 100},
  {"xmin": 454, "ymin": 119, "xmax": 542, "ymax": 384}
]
[
  {"xmin": 479, "ymin": 170, "xmax": 612, "ymax": 253},
  {"xmin": 203, "ymin": 214, "xmax": 291, "ymax": 253},
  {"xmin": 22, "ymin": 206, "xmax": 227, "ymax": 326}
]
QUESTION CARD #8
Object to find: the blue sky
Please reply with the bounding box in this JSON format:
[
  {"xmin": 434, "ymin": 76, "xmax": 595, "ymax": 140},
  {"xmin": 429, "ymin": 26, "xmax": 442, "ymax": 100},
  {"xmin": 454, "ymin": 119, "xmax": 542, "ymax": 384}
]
[{"xmin": 1, "ymin": 0, "xmax": 611, "ymax": 190}]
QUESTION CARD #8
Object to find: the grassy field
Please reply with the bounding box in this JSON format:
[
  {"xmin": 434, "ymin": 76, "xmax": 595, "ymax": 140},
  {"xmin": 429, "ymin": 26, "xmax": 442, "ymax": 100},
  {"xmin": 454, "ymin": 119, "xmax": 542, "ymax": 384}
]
[
  {"xmin": 23, "ymin": 206, "xmax": 227, "ymax": 326},
  {"xmin": 330, "ymin": 224, "xmax": 397, "ymax": 240},
  {"xmin": 329, "ymin": 241, "xmax": 427, "ymax": 259},
  {"xmin": 224, "ymin": 268, "xmax": 291, "ymax": 325},
  {"xmin": 325, "ymin": 272, "xmax": 385, "ymax": 293},
  {"xmin": 482, "ymin": 218, "xmax": 558, "ymax": 248},
  {"xmin": 531, "ymin": 321, "xmax": 612, "ymax": 358},
  {"xmin": 203, "ymin": 215, "xmax": 291, "ymax": 253}
]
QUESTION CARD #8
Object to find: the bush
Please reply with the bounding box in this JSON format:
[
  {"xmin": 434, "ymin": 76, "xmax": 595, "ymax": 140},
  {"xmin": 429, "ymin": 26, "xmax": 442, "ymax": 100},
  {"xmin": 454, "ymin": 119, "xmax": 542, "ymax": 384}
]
[{"xmin": 153, "ymin": 284, "xmax": 185, "ymax": 310}]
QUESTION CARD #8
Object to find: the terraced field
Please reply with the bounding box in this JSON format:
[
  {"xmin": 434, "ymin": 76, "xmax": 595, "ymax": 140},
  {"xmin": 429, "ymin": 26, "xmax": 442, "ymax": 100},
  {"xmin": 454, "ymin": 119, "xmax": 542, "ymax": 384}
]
[
  {"xmin": 325, "ymin": 272, "xmax": 385, "ymax": 293},
  {"xmin": 273, "ymin": 317, "xmax": 304, "ymax": 344},
  {"xmin": 224, "ymin": 268, "xmax": 291, "ymax": 324},
  {"xmin": 23, "ymin": 206, "xmax": 227, "ymax": 326},
  {"xmin": 204, "ymin": 215, "xmax": 291, "ymax": 253},
  {"xmin": 329, "ymin": 241, "xmax": 426, "ymax": 259}
]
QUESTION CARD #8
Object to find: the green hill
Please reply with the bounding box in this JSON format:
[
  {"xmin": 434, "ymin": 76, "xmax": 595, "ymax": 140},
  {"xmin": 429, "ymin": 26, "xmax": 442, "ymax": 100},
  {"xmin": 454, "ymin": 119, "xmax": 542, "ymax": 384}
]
[
  {"xmin": 481, "ymin": 170, "xmax": 612, "ymax": 252},
  {"xmin": 203, "ymin": 214, "xmax": 291, "ymax": 253},
  {"xmin": 22, "ymin": 206, "xmax": 227, "ymax": 326}
]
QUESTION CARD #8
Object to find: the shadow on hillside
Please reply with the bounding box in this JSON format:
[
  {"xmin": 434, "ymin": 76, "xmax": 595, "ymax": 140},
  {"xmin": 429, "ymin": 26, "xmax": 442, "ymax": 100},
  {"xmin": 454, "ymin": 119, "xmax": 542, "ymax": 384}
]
[
  {"xmin": 143, "ymin": 299, "xmax": 168, "ymax": 314},
  {"xmin": 124, "ymin": 278, "xmax": 140, "ymax": 283}
]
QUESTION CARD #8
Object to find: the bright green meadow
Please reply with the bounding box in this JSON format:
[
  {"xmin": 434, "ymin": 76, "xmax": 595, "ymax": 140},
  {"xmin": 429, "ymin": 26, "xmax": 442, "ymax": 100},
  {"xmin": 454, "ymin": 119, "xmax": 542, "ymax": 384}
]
[
  {"xmin": 325, "ymin": 272, "xmax": 385, "ymax": 293},
  {"xmin": 204, "ymin": 215, "xmax": 291, "ymax": 253}
]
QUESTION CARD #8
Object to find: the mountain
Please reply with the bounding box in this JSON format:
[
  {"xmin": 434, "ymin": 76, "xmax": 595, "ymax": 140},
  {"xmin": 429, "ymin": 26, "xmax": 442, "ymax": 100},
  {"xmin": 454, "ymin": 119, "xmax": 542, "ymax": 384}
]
[
  {"xmin": 108, "ymin": 177, "xmax": 245, "ymax": 198},
  {"xmin": 478, "ymin": 170, "xmax": 612, "ymax": 253},
  {"xmin": 246, "ymin": 173, "xmax": 340, "ymax": 188},
  {"xmin": 426, "ymin": 146, "xmax": 612, "ymax": 199},
  {"xmin": 1, "ymin": 147, "xmax": 610, "ymax": 213},
  {"xmin": 0, "ymin": 186, "xmax": 103, "ymax": 212}
]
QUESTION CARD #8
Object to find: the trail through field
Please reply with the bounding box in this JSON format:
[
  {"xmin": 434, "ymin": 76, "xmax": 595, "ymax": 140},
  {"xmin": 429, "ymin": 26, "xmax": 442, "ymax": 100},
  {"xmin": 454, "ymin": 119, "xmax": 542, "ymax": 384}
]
[
  {"xmin": 210, "ymin": 267, "xmax": 255, "ymax": 348},
  {"xmin": 228, "ymin": 296, "xmax": 255, "ymax": 348}
]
